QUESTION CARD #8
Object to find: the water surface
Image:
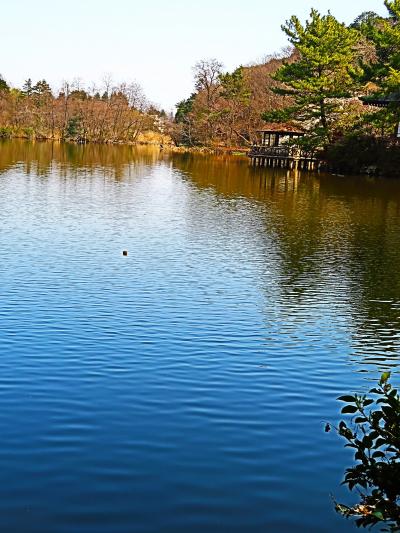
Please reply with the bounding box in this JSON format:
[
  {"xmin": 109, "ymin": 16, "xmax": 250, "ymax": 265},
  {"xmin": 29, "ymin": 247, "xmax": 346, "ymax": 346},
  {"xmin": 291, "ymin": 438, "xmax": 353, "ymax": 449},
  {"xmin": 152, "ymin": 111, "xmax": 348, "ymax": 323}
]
[{"xmin": 0, "ymin": 140, "xmax": 399, "ymax": 532}]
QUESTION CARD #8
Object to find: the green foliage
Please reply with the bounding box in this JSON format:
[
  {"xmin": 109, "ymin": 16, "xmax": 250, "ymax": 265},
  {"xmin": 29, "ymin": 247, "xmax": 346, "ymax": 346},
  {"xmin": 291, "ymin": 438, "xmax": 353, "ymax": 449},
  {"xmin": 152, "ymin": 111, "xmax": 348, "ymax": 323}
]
[
  {"xmin": 356, "ymin": 104, "xmax": 398, "ymax": 138},
  {"xmin": 0, "ymin": 127, "xmax": 12, "ymax": 138},
  {"xmin": 326, "ymin": 134, "xmax": 400, "ymax": 176},
  {"xmin": 22, "ymin": 78, "xmax": 33, "ymax": 96},
  {"xmin": 263, "ymin": 9, "xmax": 362, "ymax": 148},
  {"xmin": 335, "ymin": 373, "xmax": 400, "ymax": 530},
  {"xmin": 65, "ymin": 116, "xmax": 82, "ymax": 138},
  {"xmin": 173, "ymin": 94, "xmax": 201, "ymax": 146},
  {"xmin": 33, "ymin": 79, "xmax": 52, "ymax": 96},
  {"xmin": 22, "ymin": 127, "xmax": 35, "ymax": 139},
  {"xmin": 351, "ymin": 11, "xmax": 383, "ymax": 32},
  {"xmin": 69, "ymin": 89, "xmax": 88, "ymax": 101},
  {"xmin": 0, "ymin": 75, "xmax": 10, "ymax": 93},
  {"xmin": 23, "ymin": 79, "xmax": 53, "ymax": 109},
  {"xmin": 175, "ymin": 94, "xmax": 196, "ymax": 124},
  {"xmin": 358, "ymin": 1, "xmax": 400, "ymax": 95},
  {"xmin": 291, "ymin": 128, "xmax": 330, "ymax": 155},
  {"xmin": 219, "ymin": 67, "xmax": 251, "ymax": 106},
  {"xmin": 383, "ymin": 0, "xmax": 400, "ymax": 78}
]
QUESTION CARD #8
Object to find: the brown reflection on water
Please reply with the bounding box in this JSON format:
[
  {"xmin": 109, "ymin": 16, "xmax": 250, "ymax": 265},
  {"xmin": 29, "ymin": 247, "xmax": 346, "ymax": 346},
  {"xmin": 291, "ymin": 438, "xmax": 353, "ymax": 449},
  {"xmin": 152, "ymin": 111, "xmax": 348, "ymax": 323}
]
[
  {"xmin": 171, "ymin": 152, "xmax": 400, "ymax": 365},
  {"xmin": 1, "ymin": 140, "xmax": 400, "ymax": 365},
  {"xmin": 0, "ymin": 139, "xmax": 163, "ymax": 180}
]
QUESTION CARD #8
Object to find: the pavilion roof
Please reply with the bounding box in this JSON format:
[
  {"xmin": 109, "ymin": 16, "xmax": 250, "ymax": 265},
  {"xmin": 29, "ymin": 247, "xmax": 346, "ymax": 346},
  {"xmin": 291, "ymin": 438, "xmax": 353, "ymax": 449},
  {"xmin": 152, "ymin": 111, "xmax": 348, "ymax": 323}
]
[
  {"xmin": 360, "ymin": 93, "xmax": 400, "ymax": 107},
  {"xmin": 257, "ymin": 122, "xmax": 304, "ymax": 135}
]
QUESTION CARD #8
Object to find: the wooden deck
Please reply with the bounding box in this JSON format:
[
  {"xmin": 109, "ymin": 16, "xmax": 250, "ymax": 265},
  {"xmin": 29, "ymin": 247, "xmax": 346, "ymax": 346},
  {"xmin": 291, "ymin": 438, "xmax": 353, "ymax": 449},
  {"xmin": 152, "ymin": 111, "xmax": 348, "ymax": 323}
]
[{"xmin": 248, "ymin": 145, "xmax": 321, "ymax": 171}]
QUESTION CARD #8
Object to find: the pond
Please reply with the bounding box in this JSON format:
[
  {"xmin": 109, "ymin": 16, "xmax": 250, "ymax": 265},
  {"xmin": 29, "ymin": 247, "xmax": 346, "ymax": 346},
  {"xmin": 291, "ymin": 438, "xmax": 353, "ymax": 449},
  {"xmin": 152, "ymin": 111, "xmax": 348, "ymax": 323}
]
[{"xmin": 0, "ymin": 140, "xmax": 399, "ymax": 532}]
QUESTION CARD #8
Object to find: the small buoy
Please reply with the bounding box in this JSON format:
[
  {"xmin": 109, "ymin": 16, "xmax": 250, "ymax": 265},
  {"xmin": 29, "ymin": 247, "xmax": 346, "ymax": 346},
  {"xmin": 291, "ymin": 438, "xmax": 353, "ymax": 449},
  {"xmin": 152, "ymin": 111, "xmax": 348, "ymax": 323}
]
[{"xmin": 122, "ymin": 250, "xmax": 128, "ymax": 256}]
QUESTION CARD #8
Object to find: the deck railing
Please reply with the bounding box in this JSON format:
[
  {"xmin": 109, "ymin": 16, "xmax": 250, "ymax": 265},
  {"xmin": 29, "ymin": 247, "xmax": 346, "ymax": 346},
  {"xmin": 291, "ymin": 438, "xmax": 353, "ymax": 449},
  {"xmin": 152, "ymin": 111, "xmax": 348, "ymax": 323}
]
[
  {"xmin": 250, "ymin": 146, "xmax": 291, "ymax": 157},
  {"xmin": 249, "ymin": 145, "xmax": 317, "ymax": 159}
]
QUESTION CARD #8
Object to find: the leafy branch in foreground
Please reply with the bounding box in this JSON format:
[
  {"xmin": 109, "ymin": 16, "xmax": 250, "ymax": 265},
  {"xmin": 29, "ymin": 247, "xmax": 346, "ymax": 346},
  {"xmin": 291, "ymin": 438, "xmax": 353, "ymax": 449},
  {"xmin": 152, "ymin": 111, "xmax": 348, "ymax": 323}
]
[{"xmin": 334, "ymin": 373, "xmax": 400, "ymax": 530}]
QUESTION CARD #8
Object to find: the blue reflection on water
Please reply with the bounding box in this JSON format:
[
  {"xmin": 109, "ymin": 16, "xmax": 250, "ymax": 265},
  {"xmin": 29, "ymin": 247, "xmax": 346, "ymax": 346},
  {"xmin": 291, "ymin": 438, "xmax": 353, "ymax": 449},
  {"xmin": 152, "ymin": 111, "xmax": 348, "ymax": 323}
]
[{"xmin": 0, "ymin": 143, "xmax": 399, "ymax": 532}]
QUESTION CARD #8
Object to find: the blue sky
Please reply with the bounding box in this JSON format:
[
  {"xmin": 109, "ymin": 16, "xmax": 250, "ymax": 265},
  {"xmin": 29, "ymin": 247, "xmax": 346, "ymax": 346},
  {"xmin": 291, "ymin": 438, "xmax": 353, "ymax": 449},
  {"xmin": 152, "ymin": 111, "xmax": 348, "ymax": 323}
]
[{"xmin": 2, "ymin": 0, "xmax": 387, "ymax": 110}]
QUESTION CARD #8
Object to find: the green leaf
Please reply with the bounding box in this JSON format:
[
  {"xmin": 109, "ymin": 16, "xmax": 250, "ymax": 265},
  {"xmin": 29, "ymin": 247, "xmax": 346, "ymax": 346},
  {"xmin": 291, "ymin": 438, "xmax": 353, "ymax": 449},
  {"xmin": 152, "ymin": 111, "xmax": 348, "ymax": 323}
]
[
  {"xmin": 341, "ymin": 405, "xmax": 358, "ymax": 414},
  {"xmin": 371, "ymin": 411, "xmax": 384, "ymax": 421},
  {"xmin": 382, "ymin": 406, "xmax": 393, "ymax": 418},
  {"xmin": 372, "ymin": 511, "xmax": 384, "ymax": 520},
  {"xmin": 372, "ymin": 451, "xmax": 385, "ymax": 459},
  {"xmin": 363, "ymin": 435, "xmax": 373, "ymax": 448},
  {"xmin": 380, "ymin": 372, "xmax": 391, "ymax": 385},
  {"xmin": 337, "ymin": 395, "xmax": 357, "ymax": 402},
  {"xmin": 355, "ymin": 417, "xmax": 368, "ymax": 424}
]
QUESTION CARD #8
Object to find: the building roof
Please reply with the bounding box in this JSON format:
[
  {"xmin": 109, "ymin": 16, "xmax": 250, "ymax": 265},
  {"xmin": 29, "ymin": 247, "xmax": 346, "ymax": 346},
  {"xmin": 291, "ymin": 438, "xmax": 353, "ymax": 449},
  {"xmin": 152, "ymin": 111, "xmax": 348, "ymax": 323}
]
[
  {"xmin": 257, "ymin": 122, "xmax": 304, "ymax": 135},
  {"xmin": 360, "ymin": 93, "xmax": 400, "ymax": 107}
]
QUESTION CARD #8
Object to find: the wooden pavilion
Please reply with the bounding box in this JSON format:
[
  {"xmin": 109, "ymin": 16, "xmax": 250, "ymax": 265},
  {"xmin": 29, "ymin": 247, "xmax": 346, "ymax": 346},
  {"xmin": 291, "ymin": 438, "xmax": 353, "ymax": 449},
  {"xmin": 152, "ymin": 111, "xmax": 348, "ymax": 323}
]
[{"xmin": 248, "ymin": 127, "xmax": 321, "ymax": 170}]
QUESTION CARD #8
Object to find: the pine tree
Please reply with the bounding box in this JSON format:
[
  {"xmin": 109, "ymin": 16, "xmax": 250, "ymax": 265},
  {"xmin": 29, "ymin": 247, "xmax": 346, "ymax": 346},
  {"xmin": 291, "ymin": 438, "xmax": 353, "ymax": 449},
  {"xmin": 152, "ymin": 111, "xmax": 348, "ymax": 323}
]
[
  {"xmin": 219, "ymin": 67, "xmax": 250, "ymax": 105},
  {"xmin": 355, "ymin": 1, "xmax": 400, "ymax": 136},
  {"xmin": 0, "ymin": 75, "xmax": 10, "ymax": 92},
  {"xmin": 263, "ymin": 9, "xmax": 362, "ymax": 147},
  {"xmin": 365, "ymin": 0, "xmax": 400, "ymax": 94},
  {"xmin": 22, "ymin": 78, "xmax": 33, "ymax": 96},
  {"xmin": 33, "ymin": 79, "xmax": 52, "ymax": 96}
]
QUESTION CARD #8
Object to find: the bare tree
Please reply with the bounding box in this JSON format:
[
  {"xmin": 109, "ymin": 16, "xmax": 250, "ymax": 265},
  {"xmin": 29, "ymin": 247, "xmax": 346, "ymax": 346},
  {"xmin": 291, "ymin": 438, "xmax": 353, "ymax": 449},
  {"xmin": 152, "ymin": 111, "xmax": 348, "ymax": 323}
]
[
  {"xmin": 192, "ymin": 59, "xmax": 223, "ymax": 143},
  {"xmin": 102, "ymin": 73, "xmax": 113, "ymax": 99},
  {"xmin": 193, "ymin": 59, "xmax": 223, "ymax": 108}
]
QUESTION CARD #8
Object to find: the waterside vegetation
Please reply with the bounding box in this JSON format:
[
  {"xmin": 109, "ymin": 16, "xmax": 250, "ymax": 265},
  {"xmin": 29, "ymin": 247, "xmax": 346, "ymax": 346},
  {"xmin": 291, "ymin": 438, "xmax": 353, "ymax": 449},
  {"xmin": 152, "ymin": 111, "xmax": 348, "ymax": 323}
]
[
  {"xmin": 0, "ymin": 77, "xmax": 167, "ymax": 144},
  {"xmin": 335, "ymin": 373, "xmax": 400, "ymax": 531},
  {"xmin": 173, "ymin": 0, "xmax": 400, "ymax": 175}
]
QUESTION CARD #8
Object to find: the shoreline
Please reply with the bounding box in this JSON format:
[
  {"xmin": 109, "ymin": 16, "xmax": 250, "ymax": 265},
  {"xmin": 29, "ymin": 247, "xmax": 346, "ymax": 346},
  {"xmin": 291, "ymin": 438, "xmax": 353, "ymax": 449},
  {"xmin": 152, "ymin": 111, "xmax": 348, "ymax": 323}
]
[
  {"xmin": 0, "ymin": 133, "xmax": 249, "ymax": 156},
  {"xmin": 0, "ymin": 136, "xmax": 396, "ymax": 177}
]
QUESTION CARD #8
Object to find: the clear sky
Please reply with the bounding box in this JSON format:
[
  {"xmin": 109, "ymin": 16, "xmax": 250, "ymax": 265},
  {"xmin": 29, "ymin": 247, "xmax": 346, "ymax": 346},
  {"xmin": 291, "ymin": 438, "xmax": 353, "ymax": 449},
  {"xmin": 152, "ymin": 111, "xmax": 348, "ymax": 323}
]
[{"xmin": 2, "ymin": 0, "xmax": 387, "ymax": 111}]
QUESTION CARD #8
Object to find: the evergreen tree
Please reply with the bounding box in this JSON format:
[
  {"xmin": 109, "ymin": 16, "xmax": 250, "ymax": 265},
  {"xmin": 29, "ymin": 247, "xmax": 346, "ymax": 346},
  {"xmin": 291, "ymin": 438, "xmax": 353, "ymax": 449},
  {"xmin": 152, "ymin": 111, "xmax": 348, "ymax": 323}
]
[
  {"xmin": 65, "ymin": 116, "xmax": 82, "ymax": 138},
  {"xmin": 219, "ymin": 67, "xmax": 251, "ymax": 144},
  {"xmin": 363, "ymin": 0, "xmax": 400, "ymax": 94},
  {"xmin": 263, "ymin": 9, "xmax": 362, "ymax": 147},
  {"xmin": 33, "ymin": 79, "xmax": 52, "ymax": 96},
  {"xmin": 174, "ymin": 94, "xmax": 198, "ymax": 145},
  {"xmin": 0, "ymin": 75, "xmax": 10, "ymax": 92},
  {"xmin": 175, "ymin": 94, "xmax": 196, "ymax": 123},
  {"xmin": 355, "ymin": 1, "xmax": 400, "ymax": 136},
  {"xmin": 219, "ymin": 67, "xmax": 250, "ymax": 104},
  {"xmin": 22, "ymin": 78, "xmax": 33, "ymax": 96},
  {"xmin": 70, "ymin": 89, "xmax": 89, "ymax": 100}
]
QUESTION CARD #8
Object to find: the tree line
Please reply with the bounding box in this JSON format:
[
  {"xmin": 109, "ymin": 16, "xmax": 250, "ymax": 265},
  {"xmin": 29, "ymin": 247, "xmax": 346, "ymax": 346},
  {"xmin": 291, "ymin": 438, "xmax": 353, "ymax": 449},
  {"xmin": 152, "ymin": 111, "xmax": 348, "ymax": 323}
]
[
  {"xmin": 172, "ymin": 0, "xmax": 400, "ymax": 174},
  {"xmin": 0, "ymin": 0, "xmax": 399, "ymax": 173},
  {"xmin": 0, "ymin": 76, "xmax": 166, "ymax": 143},
  {"xmin": 171, "ymin": 52, "xmax": 296, "ymax": 148}
]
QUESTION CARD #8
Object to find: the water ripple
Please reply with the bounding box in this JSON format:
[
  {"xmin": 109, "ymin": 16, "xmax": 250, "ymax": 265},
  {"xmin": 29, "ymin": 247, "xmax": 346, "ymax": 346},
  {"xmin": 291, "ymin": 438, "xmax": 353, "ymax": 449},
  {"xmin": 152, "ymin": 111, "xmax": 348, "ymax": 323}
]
[{"xmin": 0, "ymin": 141, "xmax": 399, "ymax": 532}]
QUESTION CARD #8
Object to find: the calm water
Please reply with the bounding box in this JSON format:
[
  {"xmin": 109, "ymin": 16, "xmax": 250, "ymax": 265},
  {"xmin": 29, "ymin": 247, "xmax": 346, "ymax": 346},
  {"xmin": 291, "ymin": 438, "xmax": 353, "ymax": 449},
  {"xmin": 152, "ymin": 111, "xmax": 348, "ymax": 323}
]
[{"xmin": 0, "ymin": 140, "xmax": 400, "ymax": 532}]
